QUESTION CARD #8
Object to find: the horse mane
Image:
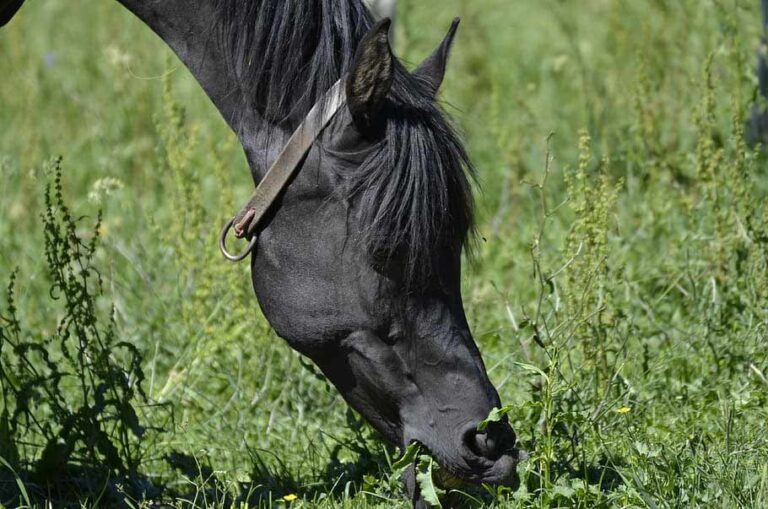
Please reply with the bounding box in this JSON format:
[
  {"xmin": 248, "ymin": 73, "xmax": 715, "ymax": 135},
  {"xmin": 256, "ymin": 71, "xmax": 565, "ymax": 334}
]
[{"xmin": 214, "ymin": 0, "xmax": 475, "ymax": 285}]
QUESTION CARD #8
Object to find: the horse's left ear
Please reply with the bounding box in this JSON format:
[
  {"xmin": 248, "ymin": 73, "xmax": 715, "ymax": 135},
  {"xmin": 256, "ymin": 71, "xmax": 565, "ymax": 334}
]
[
  {"xmin": 347, "ymin": 18, "xmax": 395, "ymax": 134},
  {"xmin": 413, "ymin": 18, "xmax": 460, "ymax": 98}
]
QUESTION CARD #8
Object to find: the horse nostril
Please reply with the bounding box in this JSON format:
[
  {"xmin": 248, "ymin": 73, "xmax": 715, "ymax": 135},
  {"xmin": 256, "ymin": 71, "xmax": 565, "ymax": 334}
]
[
  {"xmin": 473, "ymin": 431, "xmax": 500, "ymax": 460},
  {"xmin": 464, "ymin": 422, "xmax": 516, "ymax": 461}
]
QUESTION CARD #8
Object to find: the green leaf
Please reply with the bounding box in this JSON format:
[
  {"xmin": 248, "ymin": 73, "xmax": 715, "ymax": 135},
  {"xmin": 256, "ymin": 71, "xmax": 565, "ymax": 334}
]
[
  {"xmin": 391, "ymin": 442, "xmax": 421, "ymax": 473},
  {"xmin": 477, "ymin": 405, "xmax": 513, "ymax": 431},
  {"xmin": 0, "ymin": 409, "xmax": 19, "ymax": 469},
  {"xmin": 514, "ymin": 361, "xmax": 549, "ymax": 381},
  {"xmin": 0, "ymin": 456, "xmax": 31, "ymax": 507},
  {"xmin": 416, "ymin": 455, "xmax": 445, "ymax": 508},
  {"xmin": 119, "ymin": 401, "xmax": 146, "ymax": 438},
  {"xmin": 551, "ymin": 483, "xmax": 575, "ymax": 499}
]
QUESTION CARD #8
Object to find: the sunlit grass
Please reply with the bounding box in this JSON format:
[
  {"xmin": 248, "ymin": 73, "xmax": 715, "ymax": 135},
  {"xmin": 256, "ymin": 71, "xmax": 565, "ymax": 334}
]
[{"xmin": 1, "ymin": 0, "xmax": 767, "ymax": 507}]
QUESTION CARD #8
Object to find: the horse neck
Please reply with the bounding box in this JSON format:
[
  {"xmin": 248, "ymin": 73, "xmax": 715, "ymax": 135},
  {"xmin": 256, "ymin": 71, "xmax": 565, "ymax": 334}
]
[{"xmin": 115, "ymin": 0, "xmax": 267, "ymax": 145}]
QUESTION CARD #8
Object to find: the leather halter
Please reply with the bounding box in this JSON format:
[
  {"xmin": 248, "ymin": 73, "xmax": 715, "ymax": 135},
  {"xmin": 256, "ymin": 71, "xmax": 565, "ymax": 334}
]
[{"xmin": 220, "ymin": 79, "xmax": 347, "ymax": 262}]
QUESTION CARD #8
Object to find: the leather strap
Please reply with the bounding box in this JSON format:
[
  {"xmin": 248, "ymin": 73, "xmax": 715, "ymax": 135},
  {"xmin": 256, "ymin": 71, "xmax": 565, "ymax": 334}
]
[{"xmin": 220, "ymin": 78, "xmax": 346, "ymax": 261}]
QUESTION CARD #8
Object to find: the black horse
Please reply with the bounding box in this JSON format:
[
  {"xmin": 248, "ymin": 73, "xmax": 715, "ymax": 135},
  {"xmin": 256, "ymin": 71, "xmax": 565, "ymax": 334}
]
[{"xmin": 1, "ymin": 1, "xmax": 521, "ymax": 506}]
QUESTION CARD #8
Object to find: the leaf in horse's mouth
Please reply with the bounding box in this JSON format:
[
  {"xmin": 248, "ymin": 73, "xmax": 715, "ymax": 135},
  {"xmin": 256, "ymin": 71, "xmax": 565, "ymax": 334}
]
[
  {"xmin": 393, "ymin": 441, "xmax": 468, "ymax": 494},
  {"xmin": 415, "ymin": 454, "xmax": 446, "ymax": 507}
]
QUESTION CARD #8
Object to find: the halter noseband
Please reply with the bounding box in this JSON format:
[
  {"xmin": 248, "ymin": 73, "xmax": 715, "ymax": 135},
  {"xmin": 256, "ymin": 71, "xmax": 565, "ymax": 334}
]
[{"xmin": 219, "ymin": 79, "xmax": 347, "ymax": 262}]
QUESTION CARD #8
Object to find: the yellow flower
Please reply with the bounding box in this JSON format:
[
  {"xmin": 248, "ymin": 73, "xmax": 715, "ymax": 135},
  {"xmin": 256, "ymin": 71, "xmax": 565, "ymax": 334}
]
[
  {"xmin": 616, "ymin": 406, "xmax": 632, "ymax": 414},
  {"xmin": 282, "ymin": 494, "xmax": 299, "ymax": 502}
]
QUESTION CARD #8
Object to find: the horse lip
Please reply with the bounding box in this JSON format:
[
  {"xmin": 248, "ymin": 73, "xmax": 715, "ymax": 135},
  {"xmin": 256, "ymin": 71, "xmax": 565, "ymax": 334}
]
[
  {"xmin": 449, "ymin": 448, "xmax": 521, "ymax": 486},
  {"xmin": 408, "ymin": 435, "xmax": 522, "ymax": 487},
  {"xmin": 456, "ymin": 422, "xmax": 522, "ymax": 483},
  {"xmin": 478, "ymin": 449, "xmax": 523, "ymax": 485}
]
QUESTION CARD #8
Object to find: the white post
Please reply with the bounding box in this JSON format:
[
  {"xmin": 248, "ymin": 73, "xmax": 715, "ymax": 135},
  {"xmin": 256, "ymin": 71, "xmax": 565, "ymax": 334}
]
[{"xmin": 365, "ymin": 0, "xmax": 396, "ymax": 23}]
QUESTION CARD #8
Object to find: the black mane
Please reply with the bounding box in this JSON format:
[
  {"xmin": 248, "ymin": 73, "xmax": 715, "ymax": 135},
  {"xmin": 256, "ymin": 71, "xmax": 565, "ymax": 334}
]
[
  {"xmin": 214, "ymin": 0, "xmax": 372, "ymax": 123},
  {"xmin": 215, "ymin": 0, "xmax": 475, "ymax": 284}
]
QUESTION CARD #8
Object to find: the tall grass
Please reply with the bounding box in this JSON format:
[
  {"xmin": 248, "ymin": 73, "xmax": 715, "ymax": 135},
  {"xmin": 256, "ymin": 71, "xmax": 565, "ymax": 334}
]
[{"xmin": 0, "ymin": 159, "xmax": 167, "ymax": 505}]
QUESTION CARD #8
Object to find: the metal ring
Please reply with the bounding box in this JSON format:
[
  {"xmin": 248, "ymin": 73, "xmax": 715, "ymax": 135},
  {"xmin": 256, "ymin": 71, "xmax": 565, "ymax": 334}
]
[{"xmin": 219, "ymin": 218, "xmax": 258, "ymax": 262}]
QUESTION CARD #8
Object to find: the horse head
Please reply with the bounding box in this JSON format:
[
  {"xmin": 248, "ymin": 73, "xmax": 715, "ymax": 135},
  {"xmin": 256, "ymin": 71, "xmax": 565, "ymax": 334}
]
[{"xmin": 233, "ymin": 14, "xmax": 522, "ymax": 492}]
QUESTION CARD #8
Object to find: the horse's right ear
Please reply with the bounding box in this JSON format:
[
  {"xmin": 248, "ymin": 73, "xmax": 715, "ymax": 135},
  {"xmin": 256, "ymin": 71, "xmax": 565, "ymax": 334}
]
[
  {"xmin": 347, "ymin": 18, "xmax": 394, "ymax": 134},
  {"xmin": 412, "ymin": 18, "xmax": 460, "ymax": 98}
]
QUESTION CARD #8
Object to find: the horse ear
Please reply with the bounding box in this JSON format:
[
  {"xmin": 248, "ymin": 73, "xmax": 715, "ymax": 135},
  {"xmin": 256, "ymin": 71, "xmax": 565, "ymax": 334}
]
[
  {"xmin": 412, "ymin": 18, "xmax": 460, "ymax": 97},
  {"xmin": 347, "ymin": 18, "xmax": 394, "ymax": 133}
]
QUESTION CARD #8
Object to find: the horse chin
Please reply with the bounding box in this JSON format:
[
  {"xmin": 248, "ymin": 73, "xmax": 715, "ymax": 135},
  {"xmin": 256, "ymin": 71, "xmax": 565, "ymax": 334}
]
[
  {"xmin": 449, "ymin": 449, "xmax": 522, "ymax": 488},
  {"xmin": 474, "ymin": 450, "xmax": 524, "ymax": 487},
  {"xmin": 413, "ymin": 440, "xmax": 525, "ymax": 490}
]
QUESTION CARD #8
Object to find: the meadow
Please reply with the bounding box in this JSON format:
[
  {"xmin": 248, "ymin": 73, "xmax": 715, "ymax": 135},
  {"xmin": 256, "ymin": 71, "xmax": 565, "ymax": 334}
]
[{"xmin": 1, "ymin": 0, "xmax": 767, "ymax": 507}]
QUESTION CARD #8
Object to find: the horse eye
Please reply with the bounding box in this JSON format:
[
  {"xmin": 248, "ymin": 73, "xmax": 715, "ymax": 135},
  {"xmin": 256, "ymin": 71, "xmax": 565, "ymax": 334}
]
[
  {"xmin": 324, "ymin": 125, "xmax": 379, "ymax": 168},
  {"xmin": 370, "ymin": 247, "xmax": 406, "ymax": 279},
  {"xmin": 384, "ymin": 325, "xmax": 404, "ymax": 345}
]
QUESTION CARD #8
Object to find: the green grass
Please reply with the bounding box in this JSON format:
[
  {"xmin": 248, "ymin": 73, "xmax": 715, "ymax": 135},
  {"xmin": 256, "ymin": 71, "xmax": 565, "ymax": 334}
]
[{"xmin": 1, "ymin": 0, "xmax": 767, "ymax": 507}]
